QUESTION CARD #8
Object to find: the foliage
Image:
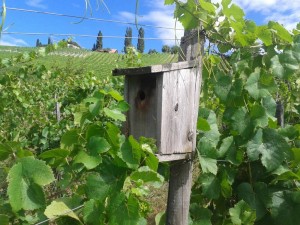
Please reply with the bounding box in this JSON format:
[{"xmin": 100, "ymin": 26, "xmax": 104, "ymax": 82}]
[
  {"xmin": 121, "ymin": 46, "xmax": 142, "ymax": 68},
  {"xmin": 137, "ymin": 27, "xmax": 145, "ymax": 53},
  {"xmin": 162, "ymin": 45, "xmax": 171, "ymax": 53},
  {"xmin": 165, "ymin": 0, "xmax": 300, "ymax": 224},
  {"xmin": 148, "ymin": 49, "xmax": 158, "ymax": 54},
  {"xmin": 0, "ymin": 44, "xmax": 164, "ymax": 224},
  {"xmin": 93, "ymin": 30, "xmax": 103, "ymax": 51},
  {"xmin": 171, "ymin": 45, "xmax": 180, "ymax": 54},
  {"xmin": 124, "ymin": 27, "xmax": 133, "ymax": 53}
]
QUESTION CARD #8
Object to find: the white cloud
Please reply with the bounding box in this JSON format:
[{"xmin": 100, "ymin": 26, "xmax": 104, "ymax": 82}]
[
  {"xmin": 233, "ymin": 0, "xmax": 300, "ymax": 30},
  {"xmin": 118, "ymin": 0, "xmax": 184, "ymax": 46},
  {"xmin": 26, "ymin": 0, "xmax": 47, "ymax": 9},
  {"xmin": 0, "ymin": 35, "xmax": 28, "ymax": 46}
]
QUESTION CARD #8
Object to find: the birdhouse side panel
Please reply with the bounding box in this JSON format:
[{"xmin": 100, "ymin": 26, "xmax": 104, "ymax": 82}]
[{"xmin": 159, "ymin": 68, "xmax": 199, "ymax": 155}]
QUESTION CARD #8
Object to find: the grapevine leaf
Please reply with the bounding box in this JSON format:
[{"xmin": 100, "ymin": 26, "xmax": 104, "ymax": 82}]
[
  {"xmin": 85, "ymin": 173, "xmax": 113, "ymax": 201},
  {"xmin": 130, "ymin": 166, "xmax": 164, "ymax": 186},
  {"xmin": 271, "ymin": 51, "xmax": 299, "ymax": 79},
  {"xmin": 87, "ymin": 136, "xmax": 111, "ymax": 155},
  {"xmin": 105, "ymin": 122, "xmax": 121, "ymax": 148},
  {"xmin": 200, "ymin": 173, "xmax": 221, "ymax": 199},
  {"xmin": 108, "ymin": 90, "xmax": 123, "ymax": 101},
  {"xmin": 7, "ymin": 157, "xmax": 55, "ymax": 212},
  {"xmin": 247, "ymin": 128, "xmax": 290, "ymax": 171},
  {"xmin": 116, "ymin": 101, "xmax": 130, "ymax": 112},
  {"xmin": 250, "ymin": 105, "xmax": 268, "ymax": 128},
  {"xmin": 257, "ymin": 26, "xmax": 273, "ymax": 46},
  {"xmin": 245, "ymin": 68, "xmax": 275, "ymax": 100},
  {"xmin": 197, "ymin": 118, "xmax": 211, "ymax": 131},
  {"xmin": 39, "ymin": 149, "xmax": 69, "ymax": 167},
  {"xmin": 83, "ymin": 199, "xmax": 105, "ymax": 225},
  {"xmin": 199, "ymin": 0, "xmax": 216, "ymax": 14},
  {"xmin": 190, "ymin": 204, "xmax": 212, "ymax": 225},
  {"xmin": 164, "ymin": 0, "xmax": 174, "ymax": 5},
  {"xmin": 199, "ymin": 110, "xmax": 220, "ymax": 147},
  {"xmin": 0, "ymin": 214, "xmax": 9, "ymax": 225},
  {"xmin": 108, "ymin": 194, "xmax": 142, "ymax": 225},
  {"xmin": 230, "ymin": 107, "xmax": 253, "ymax": 138},
  {"xmin": 229, "ymin": 200, "xmax": 256, "ymax": 225},
  {"xmin": 222, "ymin": 0, "xmax": 245, "ymax": 22},
  {"xmin": 73, "ymin": 150, "xmax": 101, "ymax": 170},
  {"xmin": 0, "ymin": 143, "xmax": 12, "ymax": 161},
  {"xmin": 44, "ymin": 201, "xmax": 80, "ymax": 221},
  {"xmin": 237, "ymin": 183, "xmax": 256, "ymax": 209},
  {"xmin": 218, "ymin": 136, "xmax": 234, "ymax": 158},
  {"xmin": 61, "ymin": 129, "xmax": 82, "ymax": 151},
  {"xmin": 199, "ymin": 156, "xmax": 218, "ymax": 175},
  {"xmin": 214, "ymin": 75, "xmax": 232, "ymax": 103},
  {"xmin": 269, "ymin": 21, "xmax": 293, "ymax": 43},
  {"xmin": 220, "ymin": 173, "xmax": 232, "ymax": 198},
  {"xmin": 103, "ymin": 107, "xmax": 126, "ymax": 121},
  {"xmin": 175, "ymin": 0, "xmax": 199, "ymax": 30},
  {"xmin": 262, "ymin": 96, "xmax": 276, "ymax": 117},
  {"xmin": 119, "ymin": 136, "xmax": 141, "ymax": 169},
  {"xmin": 198, "ymin": 137, "xmax": 218, "ymax": 159}
]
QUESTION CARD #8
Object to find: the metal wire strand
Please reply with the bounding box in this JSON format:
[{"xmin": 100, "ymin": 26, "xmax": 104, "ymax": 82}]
[{"xmin": 6, "ymin": 6, "xmax": 184, "ymax": 31}]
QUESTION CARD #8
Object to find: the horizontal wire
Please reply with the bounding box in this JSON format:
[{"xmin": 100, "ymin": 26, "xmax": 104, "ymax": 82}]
[
  {"xmin": 6, "ymin": 7, "xmax": 184, "ymax": 31},
  {"xmin": 2, "ymin": 31, "xmax": 179, "ymax": 40}
]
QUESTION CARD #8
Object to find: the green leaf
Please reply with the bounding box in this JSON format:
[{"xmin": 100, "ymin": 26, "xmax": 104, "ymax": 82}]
[
  {"xmin": 199, "ymin": 156, "xmax": 218, "ymax": 175},
  {"xmin": 197, "ymin": 118, "xmax": 211, "ymax": 131},
  {"xmin": 130, "ymin": 166, "xmax": 164, "ymax": 186},
  {"xmin": 7, "ymin": 157, "xmax": 55, "ymax": 212},
  {"xmin": 0, "ymin": 143, "xmax": 12, "ymax": 161},
  {"xmin": 262, "ymin": 96, "xmax": 276, "ymax": 117},
  {"xmin": 200, "ymin": 173, "xmax": 221, "ymax": 199},
  {"xmin": 87, "ymin": 136, "xmax": 111, "ymax": 155},
  {"xmin": 230, "ymin": 107, "xmax": 253, "ymax": 137},
  {"xmin": 199, "ymin": 0, "xmax": 216, "ymax": 14},
  {"xmin": 0, "ymin": 214, "xmax": 9, "ymax": 225},
  {"xmin": 119, "ymin": 136, "xmax": 141, "ymax": 169},
  {"xmin": 86, "ymin": 173, "xmax": 112, "ymax": 201},
  {"xmin": 44, "ymin": 201, "xmax": 81, "ymax": 222},
  {"xmin": 250, "ymin": 105, "xmax": 268, "ymax": 128},
  {"xmin": 247, "ymin": 128, "xmax": 290, "ymax": 171},
  {"xmin": 175, "ymin": 0, "xmax": 199, "ymax": 30},
  {"xmin": 61, "ymin": 129, "xmax": 82, "ymax": 151},
  {"xmin": 108, "ymin": 90, "xmax": 124, "ymax": 101},
  {"xmin": 165, "ymin": 0, "xmax": 174, "ymax": 5},
  {"xmin": 103, "ymin": 107, "xmax": 126, "ymax": 121},
  {"xmin": 155, "ymin": 212, "xmax": 166, "ymax": 225},
  {"xmin": 214, "ymin": 75, "xmax": 232, "ymax": 103},
  {"xmin": 116, "ymin": 101, "xmax": 130, "ymax": 112},
  {"xmin": 237, "ymin": 183, "xmax": 256, "ymax": 209},
  {"xmin": 83, "ymin": 199, "xmax": 105, "ymax": 225},
  {"xmin": 269, "ymin": 21, "xmax": 293, "ymax": 43},
  {"xmin": 39, "ymin": 149, "xmax": 69, "ymax": 167},
  {"xmin": 190, "ymin": 204, "xmax": 212, "ymax": 225},
  {"xmin": 271, "ymin": 50, "xmax": 299, "ymax": 79},
  {"xmin": 217, "ymin": 136, "xmax": 234, "ymax": 158},
  {"xmin": 229, "ymin": 200, "xmax": 256, "ymax": 225},
  {"xmin": 73, "ymin": 151, "xmax": 101, "ymax": 170},
  {"xmin": 257, "ymin": 26, "xmax": 273, "ymax": 46},
  {"xmin": 222, "ymin": 0, "xmax": 245, "ymax": 22},
  {"xmin": 245, "ymin": 68, "xmax": 275, "ymax": 100}
]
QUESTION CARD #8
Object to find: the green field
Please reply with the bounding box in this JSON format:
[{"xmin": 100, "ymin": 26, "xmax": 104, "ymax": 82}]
[{"xmin": 0, "ymin": 46, "xmax": 178, "ymax": 78}]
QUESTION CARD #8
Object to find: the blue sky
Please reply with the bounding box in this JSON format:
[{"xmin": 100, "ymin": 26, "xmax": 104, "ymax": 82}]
[{"xmin": 1, "ymin": 0, "xmax": 299, "ymax": 52}]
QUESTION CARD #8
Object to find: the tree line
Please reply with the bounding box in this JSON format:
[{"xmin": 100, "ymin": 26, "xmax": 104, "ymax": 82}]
[{"xmin": 92, "ymin": 27, "xmax": 179, "ymax": 54}]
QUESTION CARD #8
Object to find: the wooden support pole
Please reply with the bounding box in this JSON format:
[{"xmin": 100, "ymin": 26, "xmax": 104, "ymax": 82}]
[{"xmin": 166, "ymin": 29, "xmax": 204, "ymax": 225}]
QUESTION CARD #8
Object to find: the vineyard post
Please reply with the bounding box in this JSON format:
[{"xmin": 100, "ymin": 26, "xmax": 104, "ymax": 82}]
[{"xmin": 166, "ymin": 29, "xmax": 204, "ymax": 224}]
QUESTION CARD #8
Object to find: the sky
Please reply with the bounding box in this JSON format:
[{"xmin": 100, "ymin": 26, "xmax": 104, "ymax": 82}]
[{"xmin": 0, "ymin": 0, "xmax": 299, "ymax": 52}]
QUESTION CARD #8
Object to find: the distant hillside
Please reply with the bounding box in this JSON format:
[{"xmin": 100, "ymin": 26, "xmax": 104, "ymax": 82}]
[{"xmin": 0, "ymin": 46, "xmax": 178, "ymax": 78}]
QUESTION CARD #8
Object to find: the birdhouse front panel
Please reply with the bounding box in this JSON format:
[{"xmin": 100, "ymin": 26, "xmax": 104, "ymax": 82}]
[{"xmin": 113, "ymin": 61, "xmax": 201, "ymax": 161}]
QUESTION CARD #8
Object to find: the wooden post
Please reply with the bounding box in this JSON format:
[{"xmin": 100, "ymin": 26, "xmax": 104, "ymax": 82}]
[{"xmin": 166, "ymin": 29, "xmax": 204, "ymax": 225}]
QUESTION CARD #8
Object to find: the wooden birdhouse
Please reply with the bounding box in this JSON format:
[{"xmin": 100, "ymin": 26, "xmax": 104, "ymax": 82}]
[{"xmin": 113, "ymin": 60, "xmax": 201, "ymax": 162}]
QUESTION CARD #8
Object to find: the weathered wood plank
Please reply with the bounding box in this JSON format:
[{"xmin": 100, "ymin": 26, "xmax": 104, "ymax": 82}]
[
  {"xmin": 112, "ymin": 60, "xmax": 198, "ymax": 76},
  {"xmin": 156, "ymin": 153, "xmax": 192, "ymax": 162}
]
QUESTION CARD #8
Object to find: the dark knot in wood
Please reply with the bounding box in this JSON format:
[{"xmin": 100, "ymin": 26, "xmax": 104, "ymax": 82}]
[{"xmin": 187, "ymin": 131, "xmax": 193, "ymax": 141}]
